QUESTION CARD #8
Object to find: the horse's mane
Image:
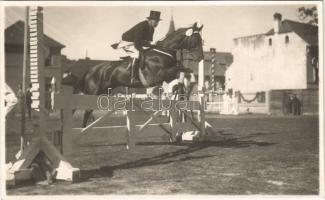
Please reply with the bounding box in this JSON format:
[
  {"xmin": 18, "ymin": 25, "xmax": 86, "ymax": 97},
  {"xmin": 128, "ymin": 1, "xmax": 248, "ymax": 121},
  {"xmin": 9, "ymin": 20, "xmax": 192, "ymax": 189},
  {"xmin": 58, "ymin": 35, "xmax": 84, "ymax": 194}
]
[
  {"xmin": 156, "ymin": 27, "xmax": 190, "ymax": 45},
  {"xmin": 166, "ymin": 27, "xmax": 188, "ymax": 37}
]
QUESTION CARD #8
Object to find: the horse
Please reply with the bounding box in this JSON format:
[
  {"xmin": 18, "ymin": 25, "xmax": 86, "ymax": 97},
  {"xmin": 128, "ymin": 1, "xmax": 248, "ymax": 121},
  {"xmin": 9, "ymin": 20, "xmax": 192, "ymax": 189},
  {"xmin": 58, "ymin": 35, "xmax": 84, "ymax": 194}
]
[{"xmin": 62, "ymin": 22, "xmax": 204, "ymax": 128}]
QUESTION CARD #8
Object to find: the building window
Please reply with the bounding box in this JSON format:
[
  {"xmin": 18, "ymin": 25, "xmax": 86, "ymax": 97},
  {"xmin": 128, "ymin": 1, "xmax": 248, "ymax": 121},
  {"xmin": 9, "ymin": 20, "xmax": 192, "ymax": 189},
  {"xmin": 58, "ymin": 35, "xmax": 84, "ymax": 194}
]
[
  {"xmin": 312, "ymin": 57, "xmax": 319, "ymax": 84},
  {"xmin": 268, "ymin": 38, "xmax": 272, "ymax": 46},
  {"xmin": 285, "ymin": 35, "xmax": 289, "ymax": 44},
  {"xmin": 257, "ymin": 92, "xmax": 266, "ymax": 103}
]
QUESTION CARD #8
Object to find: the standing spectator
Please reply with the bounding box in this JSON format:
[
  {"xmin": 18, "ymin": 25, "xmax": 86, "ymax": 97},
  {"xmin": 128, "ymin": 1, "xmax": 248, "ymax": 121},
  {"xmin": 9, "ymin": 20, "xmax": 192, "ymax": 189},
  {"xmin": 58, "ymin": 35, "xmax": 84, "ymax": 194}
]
[
  {"xmin": 26, "ymin": 84, "xmax": 33, "ymax": 119},
  {"xmin": 287, "ymin": 95, "xmax": 293, "ymax": 115},
  {"xmin": 292, "ymin": 95, "xmax": 302, "ymax": 115},
  {"xmin": 17, "ymin": 84, "xmax": 24, "ymax": 114}
]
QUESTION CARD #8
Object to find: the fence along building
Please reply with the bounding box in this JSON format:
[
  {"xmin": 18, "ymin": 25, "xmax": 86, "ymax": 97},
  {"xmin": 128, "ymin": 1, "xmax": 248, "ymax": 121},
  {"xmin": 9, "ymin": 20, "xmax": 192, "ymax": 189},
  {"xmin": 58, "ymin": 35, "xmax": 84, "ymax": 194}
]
[{"xmin": 225, "ymin": 13, "xmax": 319, "ymax": 115}]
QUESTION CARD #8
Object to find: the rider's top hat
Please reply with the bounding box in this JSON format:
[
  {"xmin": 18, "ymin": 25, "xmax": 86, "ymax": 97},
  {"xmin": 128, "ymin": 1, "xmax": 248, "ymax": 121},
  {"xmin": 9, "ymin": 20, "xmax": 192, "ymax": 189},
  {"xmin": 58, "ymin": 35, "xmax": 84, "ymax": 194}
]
[{"xmin": 147, "ymin": 10, "xmax": 162, "ymax": 21}]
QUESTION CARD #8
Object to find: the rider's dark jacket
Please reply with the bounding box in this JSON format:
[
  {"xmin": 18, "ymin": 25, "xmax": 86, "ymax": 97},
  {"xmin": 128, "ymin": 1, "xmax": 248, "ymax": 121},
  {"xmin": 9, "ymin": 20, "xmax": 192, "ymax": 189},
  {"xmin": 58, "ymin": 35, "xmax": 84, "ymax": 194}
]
[{"xmin": 122, "ymin": 20, "xmax": 154, "ymax": 51}]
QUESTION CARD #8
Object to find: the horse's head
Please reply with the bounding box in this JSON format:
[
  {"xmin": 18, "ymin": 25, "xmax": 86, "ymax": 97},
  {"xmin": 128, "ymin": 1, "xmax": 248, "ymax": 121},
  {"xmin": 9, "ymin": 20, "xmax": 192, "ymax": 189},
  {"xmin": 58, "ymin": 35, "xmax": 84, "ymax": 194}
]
[
  {"xmin": 180, "ymin": 22, "xmax": 204, "ymax": 61},
  {"xmin": 157, "ymin": 22, "xmax": 204, "ymax": 62}
]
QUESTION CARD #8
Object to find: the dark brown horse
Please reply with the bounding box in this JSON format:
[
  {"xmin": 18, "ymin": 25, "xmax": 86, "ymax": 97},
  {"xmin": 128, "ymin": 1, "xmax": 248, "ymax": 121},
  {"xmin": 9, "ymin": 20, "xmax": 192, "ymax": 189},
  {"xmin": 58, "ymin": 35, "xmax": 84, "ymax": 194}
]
[{"xmin": 63, "ymin": 22, "xmax": 204, "ymax": 127}]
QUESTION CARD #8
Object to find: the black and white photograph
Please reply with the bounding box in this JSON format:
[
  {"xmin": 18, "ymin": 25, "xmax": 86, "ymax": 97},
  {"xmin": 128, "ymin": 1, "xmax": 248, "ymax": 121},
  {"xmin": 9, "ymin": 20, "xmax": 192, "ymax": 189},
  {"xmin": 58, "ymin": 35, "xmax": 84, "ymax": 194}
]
[{"xmin": 1, "ymin": 1, "xmax": 323, "ymax": 197}]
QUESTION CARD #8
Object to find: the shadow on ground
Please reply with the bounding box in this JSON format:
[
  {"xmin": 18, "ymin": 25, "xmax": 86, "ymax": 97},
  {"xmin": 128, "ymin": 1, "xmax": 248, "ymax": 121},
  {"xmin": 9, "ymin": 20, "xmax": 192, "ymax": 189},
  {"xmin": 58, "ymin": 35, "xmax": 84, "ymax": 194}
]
[{"xmin": 80, "ymin": 136, "xmax": 275, "ymax": 182}]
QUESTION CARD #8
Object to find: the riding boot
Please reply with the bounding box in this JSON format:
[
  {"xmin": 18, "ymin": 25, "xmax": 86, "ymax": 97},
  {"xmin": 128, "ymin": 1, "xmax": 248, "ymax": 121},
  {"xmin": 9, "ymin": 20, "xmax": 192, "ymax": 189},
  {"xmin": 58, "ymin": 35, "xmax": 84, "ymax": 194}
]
[{"xmin": 131, "ymin": 57, "xmax": 139, "ymax": 84}]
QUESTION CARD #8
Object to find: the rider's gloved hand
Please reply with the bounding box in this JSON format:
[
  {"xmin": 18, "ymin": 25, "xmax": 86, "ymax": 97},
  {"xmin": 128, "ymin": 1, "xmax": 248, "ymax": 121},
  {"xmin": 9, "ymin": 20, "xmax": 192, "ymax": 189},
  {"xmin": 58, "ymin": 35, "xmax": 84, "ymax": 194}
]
[{"xmin": 143, "ymin": 41, "xmax": 155, "ymax": 49}]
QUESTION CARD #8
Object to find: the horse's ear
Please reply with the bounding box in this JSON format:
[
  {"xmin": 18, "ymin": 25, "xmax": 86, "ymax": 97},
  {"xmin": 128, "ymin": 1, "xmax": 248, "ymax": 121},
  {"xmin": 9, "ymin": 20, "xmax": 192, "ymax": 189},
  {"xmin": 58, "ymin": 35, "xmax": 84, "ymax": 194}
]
[
  {"xmin": 198, "ymin": 25, "xmax": 204, "ymax": 31},
  {"xmin": 193, "ymin": 22, "xmax": 198, "ymax": 28}
]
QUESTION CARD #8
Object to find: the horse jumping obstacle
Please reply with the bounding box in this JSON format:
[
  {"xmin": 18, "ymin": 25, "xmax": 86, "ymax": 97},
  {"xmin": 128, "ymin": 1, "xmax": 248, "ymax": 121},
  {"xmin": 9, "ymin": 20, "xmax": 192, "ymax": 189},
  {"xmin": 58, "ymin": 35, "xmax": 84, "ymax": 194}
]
[
  {"xmin": 7, "ymin": 7, "xmax": 220, "ymax": 185},
  {"xmin": 54, "ymin": 85, "xmax": 218, "ymax": 156}
]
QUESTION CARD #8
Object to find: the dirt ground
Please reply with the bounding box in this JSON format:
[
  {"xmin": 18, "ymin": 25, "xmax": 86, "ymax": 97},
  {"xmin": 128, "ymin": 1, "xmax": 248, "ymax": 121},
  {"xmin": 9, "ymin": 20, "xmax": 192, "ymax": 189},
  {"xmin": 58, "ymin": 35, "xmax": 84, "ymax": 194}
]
[{"xmin": 5, "ymin": 114, "xmax": 319, "ymax": 195}]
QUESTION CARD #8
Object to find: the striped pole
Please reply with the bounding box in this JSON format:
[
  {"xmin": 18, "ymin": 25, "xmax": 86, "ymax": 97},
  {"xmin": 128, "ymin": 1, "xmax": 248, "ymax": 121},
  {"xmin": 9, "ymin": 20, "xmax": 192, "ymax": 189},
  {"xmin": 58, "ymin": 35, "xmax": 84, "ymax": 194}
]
[
  {"xmin": 29, "ymin": 6, "xmax": 46, "ymax": 136},
  {"xmin": 210, "ymin": 48, "xmax": 216, "ymax": 91}
]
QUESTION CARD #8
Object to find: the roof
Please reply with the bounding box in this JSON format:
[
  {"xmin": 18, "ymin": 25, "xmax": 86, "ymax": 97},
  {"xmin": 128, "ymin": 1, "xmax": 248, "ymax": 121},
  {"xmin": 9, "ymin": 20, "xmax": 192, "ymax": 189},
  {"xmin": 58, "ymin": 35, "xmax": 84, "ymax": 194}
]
[
  {"xmin": 184, "ymin": 51, "xmax": 233, "ymax": 76},
  {"xmin": 235, "ymin": 19, "xmax": 318, "ymax": 46},
  {"xmin": 265, "ymin": 20, "xmax": 318, "ymax": 45},
  {"xmin": 5, "ymin": 20, "xmax": 65, "ymax": 48},
  {"xmin": 68, "ymin": 58, "xmax": 109, "ymax": 79}
]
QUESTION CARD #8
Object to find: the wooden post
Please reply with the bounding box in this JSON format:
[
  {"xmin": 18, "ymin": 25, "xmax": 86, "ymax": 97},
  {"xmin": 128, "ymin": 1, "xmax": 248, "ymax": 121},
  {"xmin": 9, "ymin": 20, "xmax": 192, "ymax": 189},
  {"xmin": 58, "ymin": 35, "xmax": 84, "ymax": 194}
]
[
  {"xmin": 19, "ymin": 90, "xmax": 26, "ymax": 153},
  {"xmin": 60, "ymin": 86, "xmax": 74, "ymax": 156},
  {"xmin": 169, "ymin": 106, "xmax": 177, "ymax": 142},
  {"xmin": 126, "ymin": 110, "xmax": 136, "ymax": 149},
  {"xmin": 199, "ymin": 96, "xmax": 206, "ymax": 140},
  {"xmin": 198, "ymin": 58, "xmax": 205, "ymax": 92},
  {"xmin": 197, "ymin": 52, "xmax": 204, "ymax": 121},
  {"xmin": 20, "ymin": 6, "xmax": 29, "ymax": 152},
  {"xmin": 265, "ymin": 90, "xmax": 270, "ymax": 114},
  {"xmin": 7, "ymin": 7, "xmax": 80, "ymax": 185}
]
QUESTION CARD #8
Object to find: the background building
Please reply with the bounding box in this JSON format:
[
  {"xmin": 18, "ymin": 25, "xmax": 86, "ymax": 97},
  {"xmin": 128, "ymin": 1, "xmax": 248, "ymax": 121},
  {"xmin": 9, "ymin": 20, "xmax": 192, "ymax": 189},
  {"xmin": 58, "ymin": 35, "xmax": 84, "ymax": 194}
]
[
  {"xmin": 5, "ymin": 20, "xmax": 65, "ymax": 93},
  {"xmin": 225, "ymin": 13, "xmax": 318, "ymax": 114},
  {"xmin": 5, "ymin": 20, "xmax": 66, "ymax": 113}
]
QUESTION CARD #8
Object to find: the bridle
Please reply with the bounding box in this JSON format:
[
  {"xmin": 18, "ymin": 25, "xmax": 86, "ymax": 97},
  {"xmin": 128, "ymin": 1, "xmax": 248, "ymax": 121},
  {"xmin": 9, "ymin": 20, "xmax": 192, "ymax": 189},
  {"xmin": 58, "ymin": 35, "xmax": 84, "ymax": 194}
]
[{"xmin": 155, "ymin": 28, "xmax": 203, "ymax": 66}]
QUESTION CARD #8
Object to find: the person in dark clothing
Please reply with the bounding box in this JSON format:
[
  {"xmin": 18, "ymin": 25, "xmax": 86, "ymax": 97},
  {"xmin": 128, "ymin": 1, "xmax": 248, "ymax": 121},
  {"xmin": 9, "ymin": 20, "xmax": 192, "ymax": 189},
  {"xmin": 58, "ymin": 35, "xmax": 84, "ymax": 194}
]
[
  {"xmin": 111, "ymin": 10, "xmax": 162, "ymax": 83},
  {"xmin": 291, "ymin": 95, "xmax": 302, "ymax": 115},
  {"xmin": 122, "ymin": 19, "xmax": 156, "ymax": 51},
  {"xmin": 25, "ymin": 84, "xmax": 32, "ymax": 119},
  {"xmin": 287, "ymin": 95, "xmax": 293, "ymax": 115}
]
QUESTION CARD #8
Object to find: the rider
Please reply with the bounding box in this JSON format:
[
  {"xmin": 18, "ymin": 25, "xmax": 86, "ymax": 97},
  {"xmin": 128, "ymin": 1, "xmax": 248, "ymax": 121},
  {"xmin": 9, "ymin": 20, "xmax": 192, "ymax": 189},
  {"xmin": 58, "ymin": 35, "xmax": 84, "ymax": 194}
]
[{"xmin": 111, "ymin": 10, "xmax": 162, "ymax": 83}]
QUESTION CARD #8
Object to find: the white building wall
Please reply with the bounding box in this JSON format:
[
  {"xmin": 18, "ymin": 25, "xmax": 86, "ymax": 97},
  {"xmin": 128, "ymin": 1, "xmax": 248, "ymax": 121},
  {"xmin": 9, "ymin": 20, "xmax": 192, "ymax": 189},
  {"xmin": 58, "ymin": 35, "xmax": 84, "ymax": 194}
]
[{"xmin": 226, "ymin": 32, "xmax": 308, "ymax": 93}]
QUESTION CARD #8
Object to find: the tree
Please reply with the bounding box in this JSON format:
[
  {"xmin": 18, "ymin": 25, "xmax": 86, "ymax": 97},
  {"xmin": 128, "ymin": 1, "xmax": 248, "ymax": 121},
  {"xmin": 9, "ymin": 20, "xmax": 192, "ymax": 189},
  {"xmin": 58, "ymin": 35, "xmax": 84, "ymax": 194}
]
[{"xmin": 298, "ymin": 6, "xmax": 318, "ymax": 25}]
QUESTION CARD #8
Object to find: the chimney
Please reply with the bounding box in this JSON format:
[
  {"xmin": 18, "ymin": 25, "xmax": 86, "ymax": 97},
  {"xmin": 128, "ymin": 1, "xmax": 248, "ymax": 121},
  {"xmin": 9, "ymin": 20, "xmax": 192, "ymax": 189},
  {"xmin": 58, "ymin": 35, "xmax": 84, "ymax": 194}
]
[{"xmin": 273, "ymin": 13, "xmax": 282, "ymax": 34}]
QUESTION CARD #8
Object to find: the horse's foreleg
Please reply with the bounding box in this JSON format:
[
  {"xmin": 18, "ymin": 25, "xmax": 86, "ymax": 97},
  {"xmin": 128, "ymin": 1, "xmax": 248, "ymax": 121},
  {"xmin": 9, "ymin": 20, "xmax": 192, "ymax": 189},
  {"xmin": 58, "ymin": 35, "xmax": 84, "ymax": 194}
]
[{"xmin": 82, "ymin": 109, "xmax": 93, "ymax": 128}]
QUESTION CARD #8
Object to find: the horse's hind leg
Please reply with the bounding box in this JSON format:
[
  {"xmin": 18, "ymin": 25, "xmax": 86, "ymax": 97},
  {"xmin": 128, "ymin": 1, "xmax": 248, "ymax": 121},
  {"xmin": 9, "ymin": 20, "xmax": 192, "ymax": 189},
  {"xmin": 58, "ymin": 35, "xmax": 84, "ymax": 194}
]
[{"xmin": 82, "ymin": 109, "xmax": 94, "ymax": 128}]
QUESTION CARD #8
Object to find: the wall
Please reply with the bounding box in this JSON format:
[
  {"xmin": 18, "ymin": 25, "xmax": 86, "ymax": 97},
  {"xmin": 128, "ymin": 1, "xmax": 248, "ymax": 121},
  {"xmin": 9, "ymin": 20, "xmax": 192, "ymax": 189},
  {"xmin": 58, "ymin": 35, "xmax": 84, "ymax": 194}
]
[
  {"xmin": 269, "ymin": 89, "xmax": 318, "ymax": 115},
  {"xmin": 5, "ymin": 53, "xmax": 24, "ymax": 92},
  {"xmin": 227, "ymin": 32, "xmax": 308, "ymax": 93},
  {"xmin": 5, "ymin": 67, "xmax": 22, "ymax": 94},
  {"xmin": 306, "ymin": 45, "xmax": 319, "ymax": 88}
]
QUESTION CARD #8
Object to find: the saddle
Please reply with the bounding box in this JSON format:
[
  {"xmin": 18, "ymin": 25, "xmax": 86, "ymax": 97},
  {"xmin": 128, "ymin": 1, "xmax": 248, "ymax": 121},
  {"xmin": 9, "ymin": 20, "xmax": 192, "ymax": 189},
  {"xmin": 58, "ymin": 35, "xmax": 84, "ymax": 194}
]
[{"xmin": 120, "ymin": 53, "xmax": 146, "ymax": 85}]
